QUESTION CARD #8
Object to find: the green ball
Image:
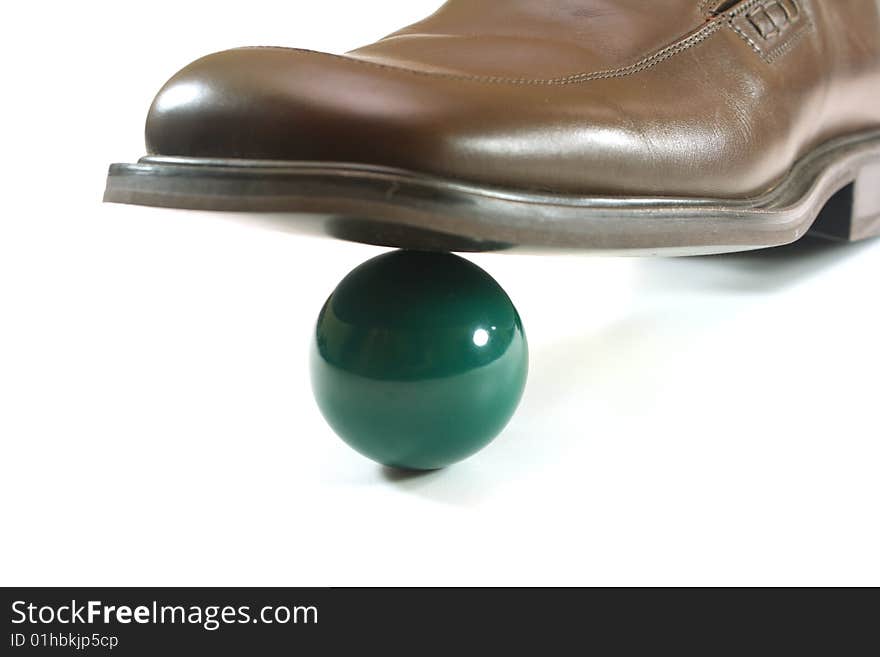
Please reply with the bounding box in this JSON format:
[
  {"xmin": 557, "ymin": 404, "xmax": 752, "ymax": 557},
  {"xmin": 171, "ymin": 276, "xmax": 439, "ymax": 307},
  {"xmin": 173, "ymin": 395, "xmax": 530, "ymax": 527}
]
[{"xmin": 311, "ymin": 250, "xmax": 528, "ymax": 470}]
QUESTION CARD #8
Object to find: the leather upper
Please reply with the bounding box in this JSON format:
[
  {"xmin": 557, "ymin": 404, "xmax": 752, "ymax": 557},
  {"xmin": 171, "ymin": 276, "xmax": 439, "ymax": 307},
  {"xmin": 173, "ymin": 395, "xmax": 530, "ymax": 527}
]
[{"xmin": 145, "ymin": 0, "xmax": 880, "ymax": 197}]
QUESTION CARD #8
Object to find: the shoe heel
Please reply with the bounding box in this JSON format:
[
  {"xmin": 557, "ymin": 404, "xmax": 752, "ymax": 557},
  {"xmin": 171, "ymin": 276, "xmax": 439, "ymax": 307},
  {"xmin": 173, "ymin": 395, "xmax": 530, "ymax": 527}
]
[{"xmin": 810, "ymin": 162, "xmax": 880, "ymax": 242}]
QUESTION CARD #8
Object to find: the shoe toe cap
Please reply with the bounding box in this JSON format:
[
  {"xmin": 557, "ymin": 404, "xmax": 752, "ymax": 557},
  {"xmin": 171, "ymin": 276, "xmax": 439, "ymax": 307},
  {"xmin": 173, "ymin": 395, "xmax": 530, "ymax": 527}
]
[{"xmin": 146, "ymin": 47, "xmax": 431, "ymax": 162}]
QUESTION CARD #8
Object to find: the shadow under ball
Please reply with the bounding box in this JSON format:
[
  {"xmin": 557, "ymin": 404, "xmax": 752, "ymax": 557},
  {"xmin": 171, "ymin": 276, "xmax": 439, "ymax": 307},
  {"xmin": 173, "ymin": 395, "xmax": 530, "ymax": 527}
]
[{"xmin": 311, "ymin": 250, "xmax": 528, "ymax": 470}]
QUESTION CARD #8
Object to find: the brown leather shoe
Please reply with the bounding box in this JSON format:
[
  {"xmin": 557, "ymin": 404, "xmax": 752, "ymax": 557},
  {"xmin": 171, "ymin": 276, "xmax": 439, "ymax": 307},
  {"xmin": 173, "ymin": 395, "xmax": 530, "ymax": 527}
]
[{"xmin": 105, "ymin": 0, "xmax": 880, "ymax": 254}]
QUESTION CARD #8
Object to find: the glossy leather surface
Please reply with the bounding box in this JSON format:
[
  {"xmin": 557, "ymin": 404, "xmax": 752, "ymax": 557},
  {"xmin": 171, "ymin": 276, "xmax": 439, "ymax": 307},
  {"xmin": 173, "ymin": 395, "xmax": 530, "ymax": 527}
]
[{"xmin": 145, "ymin": 0, "xmax": 880, "ymax": 197}]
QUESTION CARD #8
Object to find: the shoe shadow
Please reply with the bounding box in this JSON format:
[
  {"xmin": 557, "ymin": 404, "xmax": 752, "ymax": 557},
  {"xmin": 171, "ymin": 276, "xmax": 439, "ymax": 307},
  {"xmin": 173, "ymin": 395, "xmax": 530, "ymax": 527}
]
[
  {"xmin": 641, "ymin": 235, "xmax": 876, "ymax": 294},
  {"xmin": 512, "ymin": 235, "xmax": 877, "ymax": 445},
  {"xmin": 379, "ymin": 235, "xmax": 878, "ymax": 502}
]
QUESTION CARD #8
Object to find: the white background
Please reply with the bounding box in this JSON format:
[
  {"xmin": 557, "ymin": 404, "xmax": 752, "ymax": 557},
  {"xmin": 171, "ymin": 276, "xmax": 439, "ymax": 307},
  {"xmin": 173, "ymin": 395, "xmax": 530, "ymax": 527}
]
[{"xmin": 1, "ymin": 0, "xmax": 878, "ymax": 586}]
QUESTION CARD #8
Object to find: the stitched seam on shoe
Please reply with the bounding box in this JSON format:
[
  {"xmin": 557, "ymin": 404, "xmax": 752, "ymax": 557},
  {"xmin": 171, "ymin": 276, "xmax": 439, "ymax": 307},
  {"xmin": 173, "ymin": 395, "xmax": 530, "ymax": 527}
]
[
  {"xmin": 252, "ymin": 0, "xmax": 766, "ymax": 87},
  {"xmin": 261, "ymin": 25, "xmax": 719, "ymax": 86},
  {"xmin": 729, "ymin": 20, "xmax": 764, "ymax": 56},
  {"xmin": 763, "ymin": 20, "xmax": 812, "ymax": 62}
]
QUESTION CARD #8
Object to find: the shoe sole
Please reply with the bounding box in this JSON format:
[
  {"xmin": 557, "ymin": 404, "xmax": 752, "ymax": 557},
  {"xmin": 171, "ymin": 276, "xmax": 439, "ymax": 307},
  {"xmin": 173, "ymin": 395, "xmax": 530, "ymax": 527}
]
[{"xmin": 104, "ymin": 130, "xmax": 880, "ymax": 255}]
